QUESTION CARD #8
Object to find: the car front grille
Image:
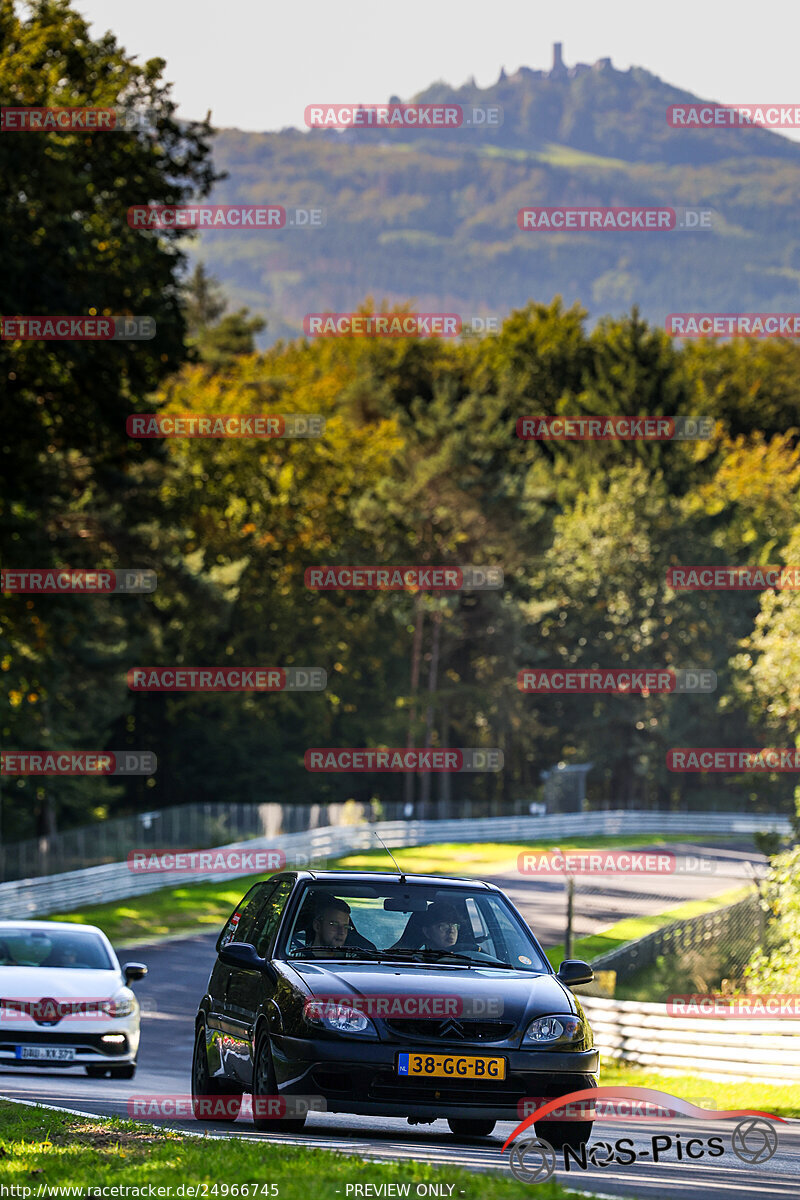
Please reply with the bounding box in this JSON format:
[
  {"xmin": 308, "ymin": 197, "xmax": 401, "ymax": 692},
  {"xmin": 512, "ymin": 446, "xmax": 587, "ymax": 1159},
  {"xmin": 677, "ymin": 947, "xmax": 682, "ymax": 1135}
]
[
  {"xmin": 0, "ymin": 1032, "xmax": 129, "ymax": 1057},
  {"xmin": 383, "ymin": 1019, "xmax": 515, "ymax": 1042}
]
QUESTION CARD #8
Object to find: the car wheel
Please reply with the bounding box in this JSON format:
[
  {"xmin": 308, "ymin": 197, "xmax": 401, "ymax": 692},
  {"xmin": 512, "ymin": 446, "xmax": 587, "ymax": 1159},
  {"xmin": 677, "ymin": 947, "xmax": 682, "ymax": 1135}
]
[
  {"xmin": 447, "ymin": 1118, "xmax": 496, "ymax": 1138},
  {"xmin": 85, "ymin": 1066, "xmax": 108, "ymax": 1078},
  {"xmin": 252, "ymin": 1031, "xmax": 307, "ymax": 1133},
  {"xmin": 536, "ymin": 1076, "xmax": 596, "ymax": 1150},
  {"xmin": 535, "ymin": 1118, "xmax": 593, "ymax": 1151},
  {"xmin": 108, "ymin": 1064, "xmax": 136, "ymax": 1080},
  {"xmin": 192, "ymin": 1025, "xmax": 241, "ymax": 1122}
]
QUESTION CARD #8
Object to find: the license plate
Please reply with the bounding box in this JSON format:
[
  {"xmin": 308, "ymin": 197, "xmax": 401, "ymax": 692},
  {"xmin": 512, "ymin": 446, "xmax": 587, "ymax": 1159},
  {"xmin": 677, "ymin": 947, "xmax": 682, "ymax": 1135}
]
[
  {"xmin": 397, "ymin": 1053, "xmax": 506, "ymax": 1080},
  {"xmin": 16, "ymin": 1046, "xmax": 76, "ymax": 1062}
]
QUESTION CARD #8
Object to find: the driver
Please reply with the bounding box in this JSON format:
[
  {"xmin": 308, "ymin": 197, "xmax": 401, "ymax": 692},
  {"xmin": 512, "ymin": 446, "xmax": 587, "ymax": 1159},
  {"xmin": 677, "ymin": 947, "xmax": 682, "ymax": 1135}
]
[
  {"xmin": 43, "ymin": 941, "xmax": 81, "ymax": 967},
  {"xmin": 310, "ymin": 897, "xmax": 352, "ymax": 951},
  {"xmin": 420, "ymin": 902, "xmax": 461, "ymax": 951}
]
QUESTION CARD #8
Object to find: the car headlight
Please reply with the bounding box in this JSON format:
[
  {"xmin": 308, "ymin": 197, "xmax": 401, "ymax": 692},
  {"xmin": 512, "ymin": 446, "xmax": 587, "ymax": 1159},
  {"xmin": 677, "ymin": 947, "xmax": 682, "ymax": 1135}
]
[
  {"xmin": 102, "ymin": 993, "xmax": 136, "ymax": 1018},
  {"xmin": 306, "ymin": 1003, "xmax": 378, "ymax": 1038},
  {"xmin": 522, "ymin": 1015, "xmax": 582, "ymax": 1045}
]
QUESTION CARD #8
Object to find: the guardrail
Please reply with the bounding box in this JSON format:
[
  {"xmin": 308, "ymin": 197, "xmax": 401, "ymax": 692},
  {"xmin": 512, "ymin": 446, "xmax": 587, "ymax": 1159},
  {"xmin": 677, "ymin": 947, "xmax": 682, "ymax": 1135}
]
[
  {"xmin": 0, "ymin": 809, "xmax": 791, "ymax": 920},
  {"xmin": 580, "ymin": 995, "xmax": 800, "ymax": 1082}
]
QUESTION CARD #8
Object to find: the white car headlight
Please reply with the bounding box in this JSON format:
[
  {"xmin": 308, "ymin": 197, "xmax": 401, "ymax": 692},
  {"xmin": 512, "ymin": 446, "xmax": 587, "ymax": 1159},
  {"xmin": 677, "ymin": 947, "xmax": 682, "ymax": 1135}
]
[
  {"xmin": 102, "ymin": 993, "xmax": 136, "ymax": 1018},
  {"xmin": 523, "ymin": 1015, "xmax": 582, "ymax": 1045},
  {"xmin": 307, "ymin": 1003, "xmax": 377, "ymax": 1038}
]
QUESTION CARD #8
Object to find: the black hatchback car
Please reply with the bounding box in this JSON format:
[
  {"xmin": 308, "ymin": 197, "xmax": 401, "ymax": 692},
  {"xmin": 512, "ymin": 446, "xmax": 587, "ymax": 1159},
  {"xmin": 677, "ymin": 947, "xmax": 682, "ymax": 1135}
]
[{"xmin": 192, "ymin": 870, "xmax": 599, "ymax": 1143}]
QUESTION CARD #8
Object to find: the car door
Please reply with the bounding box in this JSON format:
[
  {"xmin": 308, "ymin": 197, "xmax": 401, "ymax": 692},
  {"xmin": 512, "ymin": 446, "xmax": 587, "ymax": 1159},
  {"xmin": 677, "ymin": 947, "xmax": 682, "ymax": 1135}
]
[
  {"xmin": 224, "ymin": 877, "xmax": 295, "ymax": 1085},
  {"xmin": 207, "ymin": 882, "xmax": 277, "ymax": 1080}
]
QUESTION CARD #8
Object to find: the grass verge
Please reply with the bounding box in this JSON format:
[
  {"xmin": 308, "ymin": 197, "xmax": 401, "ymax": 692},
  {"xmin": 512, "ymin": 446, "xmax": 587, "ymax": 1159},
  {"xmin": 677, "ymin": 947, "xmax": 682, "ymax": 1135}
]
[
  {"xmin": 52, "ymin": 834, "xmax": 745, "ymax": 948},
  {"xmin": 545, "ymin": 885, "xmax": 753, "ymax": 969},
  {"xmin": 599, "ymin": 1062, "xmax": 800, "ymax": 1119},
  {"xmin": 0, "ymin": 1099, "xmax": 591, "ymax": 1198}
]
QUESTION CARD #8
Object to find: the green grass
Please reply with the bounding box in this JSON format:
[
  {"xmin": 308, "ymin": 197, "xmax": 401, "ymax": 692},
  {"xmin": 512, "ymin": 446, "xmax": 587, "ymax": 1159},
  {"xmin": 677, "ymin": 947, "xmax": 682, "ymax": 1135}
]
[
  {"xmin": 0, "ymin": 1100, "xmax": 593, "ymax": 1198},
  {"xmin": 477, "ymin": 141, "xmax": 630, "ymax": 169},
  {"xmin": 52, "ymin": 834, "xmax": 747, "ymax": 948},
  {"xmin": 332, "ymin": 832, "xmax": 741, "ymax": 878},
  {"xmin": 546, "ymin": 886, "xmax": 753, "ymax": 969},
  {"xmin": 600, "ymin": 1063, "xmax": 800, "ymax": 1119},
  {"xmin": 54, "ymin": 878, "xmax": 268, "ymax": 947}
]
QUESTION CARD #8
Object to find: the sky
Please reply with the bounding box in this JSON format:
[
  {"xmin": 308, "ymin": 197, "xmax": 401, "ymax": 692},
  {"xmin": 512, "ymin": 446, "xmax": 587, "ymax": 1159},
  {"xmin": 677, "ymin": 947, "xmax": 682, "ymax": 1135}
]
[{"xmin": 72, "ymin": 0, "xmax": 800, "ymax": 141}]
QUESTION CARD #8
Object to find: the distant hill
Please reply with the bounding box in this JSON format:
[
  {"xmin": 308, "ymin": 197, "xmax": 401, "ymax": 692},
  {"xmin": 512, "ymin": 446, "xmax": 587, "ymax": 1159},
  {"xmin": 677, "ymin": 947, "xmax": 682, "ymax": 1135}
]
[{"xmin": 193, "ymin": 45, "xmax": 800, "ymax": 344}]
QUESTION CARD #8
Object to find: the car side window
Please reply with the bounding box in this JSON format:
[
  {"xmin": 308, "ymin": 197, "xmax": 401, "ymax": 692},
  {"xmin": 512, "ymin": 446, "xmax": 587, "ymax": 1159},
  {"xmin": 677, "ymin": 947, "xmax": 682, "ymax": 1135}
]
[
  {"xmin": 252, "ymin": 879, "xmax": 294, "ymax": 958},
  {"xmin": 219, "ymin": 883, "xmax": 276, "ymax": 948},
  {"xmin": 465, "ymin": 897, "xmax": 488, "ymax": 943}
]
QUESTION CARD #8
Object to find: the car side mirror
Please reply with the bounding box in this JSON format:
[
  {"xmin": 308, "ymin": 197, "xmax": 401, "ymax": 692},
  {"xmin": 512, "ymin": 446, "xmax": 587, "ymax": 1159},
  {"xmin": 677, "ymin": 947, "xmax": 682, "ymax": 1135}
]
[
  {"xmin": 556, "ymin": 959, "xmax": 594, "ymax": 987},
  {"xmin": 218, "ymin": 942, "xmax": 277, "ymax": 982},
  {"xmin": 123, "ymin": 962, "xmax": 148, "ymax": 985}
]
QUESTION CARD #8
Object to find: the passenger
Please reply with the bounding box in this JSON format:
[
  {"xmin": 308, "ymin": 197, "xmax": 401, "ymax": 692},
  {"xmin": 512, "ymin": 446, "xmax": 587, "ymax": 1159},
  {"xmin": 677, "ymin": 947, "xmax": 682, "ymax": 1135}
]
[{"xmin": 420, "ymin": 902, "xmax": 462, "ymax": 951}]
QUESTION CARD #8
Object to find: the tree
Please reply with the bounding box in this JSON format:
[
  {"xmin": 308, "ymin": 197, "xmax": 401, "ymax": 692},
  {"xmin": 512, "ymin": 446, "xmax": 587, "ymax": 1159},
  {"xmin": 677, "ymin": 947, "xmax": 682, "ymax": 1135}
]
[
  {"xmin": 182, "ymin": 262, "xmax": 266, "ymax": 367},
  {"xmin": 0, "ymin": 0, "xmax": 217, "ymax": 834}
]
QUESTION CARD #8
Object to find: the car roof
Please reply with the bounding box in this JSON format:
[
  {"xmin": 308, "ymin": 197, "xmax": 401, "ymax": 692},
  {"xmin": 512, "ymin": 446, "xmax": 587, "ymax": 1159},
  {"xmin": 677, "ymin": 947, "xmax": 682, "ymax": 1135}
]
[
  {"xmin": 0, "ymin": 920, "xmax": 107, "ymax": 934},
  {"xmin": 290, "ymin": 870, "xmax": 497, "ymax": 890}
]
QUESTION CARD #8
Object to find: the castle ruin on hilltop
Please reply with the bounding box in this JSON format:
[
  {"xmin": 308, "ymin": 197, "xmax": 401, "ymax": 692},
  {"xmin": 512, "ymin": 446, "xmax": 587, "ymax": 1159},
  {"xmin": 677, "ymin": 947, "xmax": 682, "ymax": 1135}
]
[{"xmin": 506, "ymin": 43, "xmax": 614, "ymax": 85}]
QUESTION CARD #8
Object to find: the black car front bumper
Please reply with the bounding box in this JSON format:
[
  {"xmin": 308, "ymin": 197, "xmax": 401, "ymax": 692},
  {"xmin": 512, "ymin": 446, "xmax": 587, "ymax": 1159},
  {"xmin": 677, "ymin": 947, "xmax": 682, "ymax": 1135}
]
[{"xmin": 271, "ymin": 1035, "xmax": 598, "ymax": 1120}]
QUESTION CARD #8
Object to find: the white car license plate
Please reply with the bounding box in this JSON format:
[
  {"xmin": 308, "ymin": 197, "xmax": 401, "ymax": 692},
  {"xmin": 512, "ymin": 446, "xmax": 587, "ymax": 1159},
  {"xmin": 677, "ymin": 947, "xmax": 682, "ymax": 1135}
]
[{"xmin": 16, "ymin": 1046, "xmax": 76, "ymax": 1061}]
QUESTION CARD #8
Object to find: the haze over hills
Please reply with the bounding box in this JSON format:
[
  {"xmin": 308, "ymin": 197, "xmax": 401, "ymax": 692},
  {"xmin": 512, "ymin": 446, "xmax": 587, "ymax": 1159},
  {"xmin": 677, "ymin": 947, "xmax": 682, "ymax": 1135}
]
[{"xmin": 194, "ymin": 44, "xmax": 800, "ymax": 344}]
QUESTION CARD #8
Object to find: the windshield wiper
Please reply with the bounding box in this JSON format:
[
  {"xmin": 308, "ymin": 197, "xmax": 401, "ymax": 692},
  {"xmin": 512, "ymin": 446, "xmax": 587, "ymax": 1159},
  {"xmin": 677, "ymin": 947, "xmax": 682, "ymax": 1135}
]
[
  {"xmin": 422, "ymin": 949, "xmax": 517, "ymax": 968},
  {"xmin": 287, "ymin": 947, "xmax": 408, "ymax": 963}
]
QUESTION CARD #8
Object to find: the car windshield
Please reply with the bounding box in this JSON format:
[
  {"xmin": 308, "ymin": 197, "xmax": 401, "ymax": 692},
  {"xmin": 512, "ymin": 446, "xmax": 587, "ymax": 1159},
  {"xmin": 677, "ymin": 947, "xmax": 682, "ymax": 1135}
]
[
  {"xmin": 0, "ymin": 928, "xmax": 114, "ymax": 970},
  {"xmin": 281, "ymin": 881, "xmax": 549, "ymax": 972}
]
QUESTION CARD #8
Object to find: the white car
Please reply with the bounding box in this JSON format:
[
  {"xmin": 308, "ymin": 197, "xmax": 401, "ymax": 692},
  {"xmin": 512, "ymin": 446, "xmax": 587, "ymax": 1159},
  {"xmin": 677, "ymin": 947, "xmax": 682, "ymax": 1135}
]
[{"xmin": 0, "ymin": 920, "xmax": 146, "ymax": 1079}]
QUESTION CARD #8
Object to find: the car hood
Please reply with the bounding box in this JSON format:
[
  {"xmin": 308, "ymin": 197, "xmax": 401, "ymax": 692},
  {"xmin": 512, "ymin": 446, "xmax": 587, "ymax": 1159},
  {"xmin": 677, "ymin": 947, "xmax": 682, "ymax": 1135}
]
[
  {"xmin": 287, "ymin": 961, "xmax": 576, "ymax": 1022},
  {"xmin": 0, "ymin": 967, "xmax": 124, "ymax": 1000}
]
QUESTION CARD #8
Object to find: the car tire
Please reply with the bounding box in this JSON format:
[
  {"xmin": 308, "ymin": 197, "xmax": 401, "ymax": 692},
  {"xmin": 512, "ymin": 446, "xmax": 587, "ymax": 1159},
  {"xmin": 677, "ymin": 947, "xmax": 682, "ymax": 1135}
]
[
  {"xmin": 192, "ymin": 1025, "xmax": 242, "ymax": 1122},
  {"xmin": 536, "ymin": 1076, "xmax": 596, "ymax": 1151},
  {"xmin": 535, "ymin": 1118, "xmax": 593, "ymax": 1151},
  {"xmin": 447, "ymin": 1118, "xmax": 497, "ymax": 1138},
  {"xmin": 252, "ymin": 1031, "xmax": 307, "ymax": 1133},
  {"xmin": 108, "ymin": 1064, "xmax": 136, "ymax": 1080},
  {"xmin": 85, "ymin": 1066, "xmax": 108, "ymax": 1078}
]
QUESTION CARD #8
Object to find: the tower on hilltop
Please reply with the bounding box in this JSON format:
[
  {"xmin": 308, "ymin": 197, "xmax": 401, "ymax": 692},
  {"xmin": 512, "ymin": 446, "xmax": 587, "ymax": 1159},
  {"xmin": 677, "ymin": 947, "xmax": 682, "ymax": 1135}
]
[{"xmin": 552, "ymin": 42, "xmax": 566, "ymax": 75}]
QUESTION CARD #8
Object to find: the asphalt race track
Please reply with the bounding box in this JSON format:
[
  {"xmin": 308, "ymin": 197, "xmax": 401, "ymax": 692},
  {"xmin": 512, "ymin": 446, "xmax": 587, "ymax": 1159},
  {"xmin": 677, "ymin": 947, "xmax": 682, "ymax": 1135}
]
[{"xmin": 2, "ymin": 842, "xmax": 798, "ymax": 1200}]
